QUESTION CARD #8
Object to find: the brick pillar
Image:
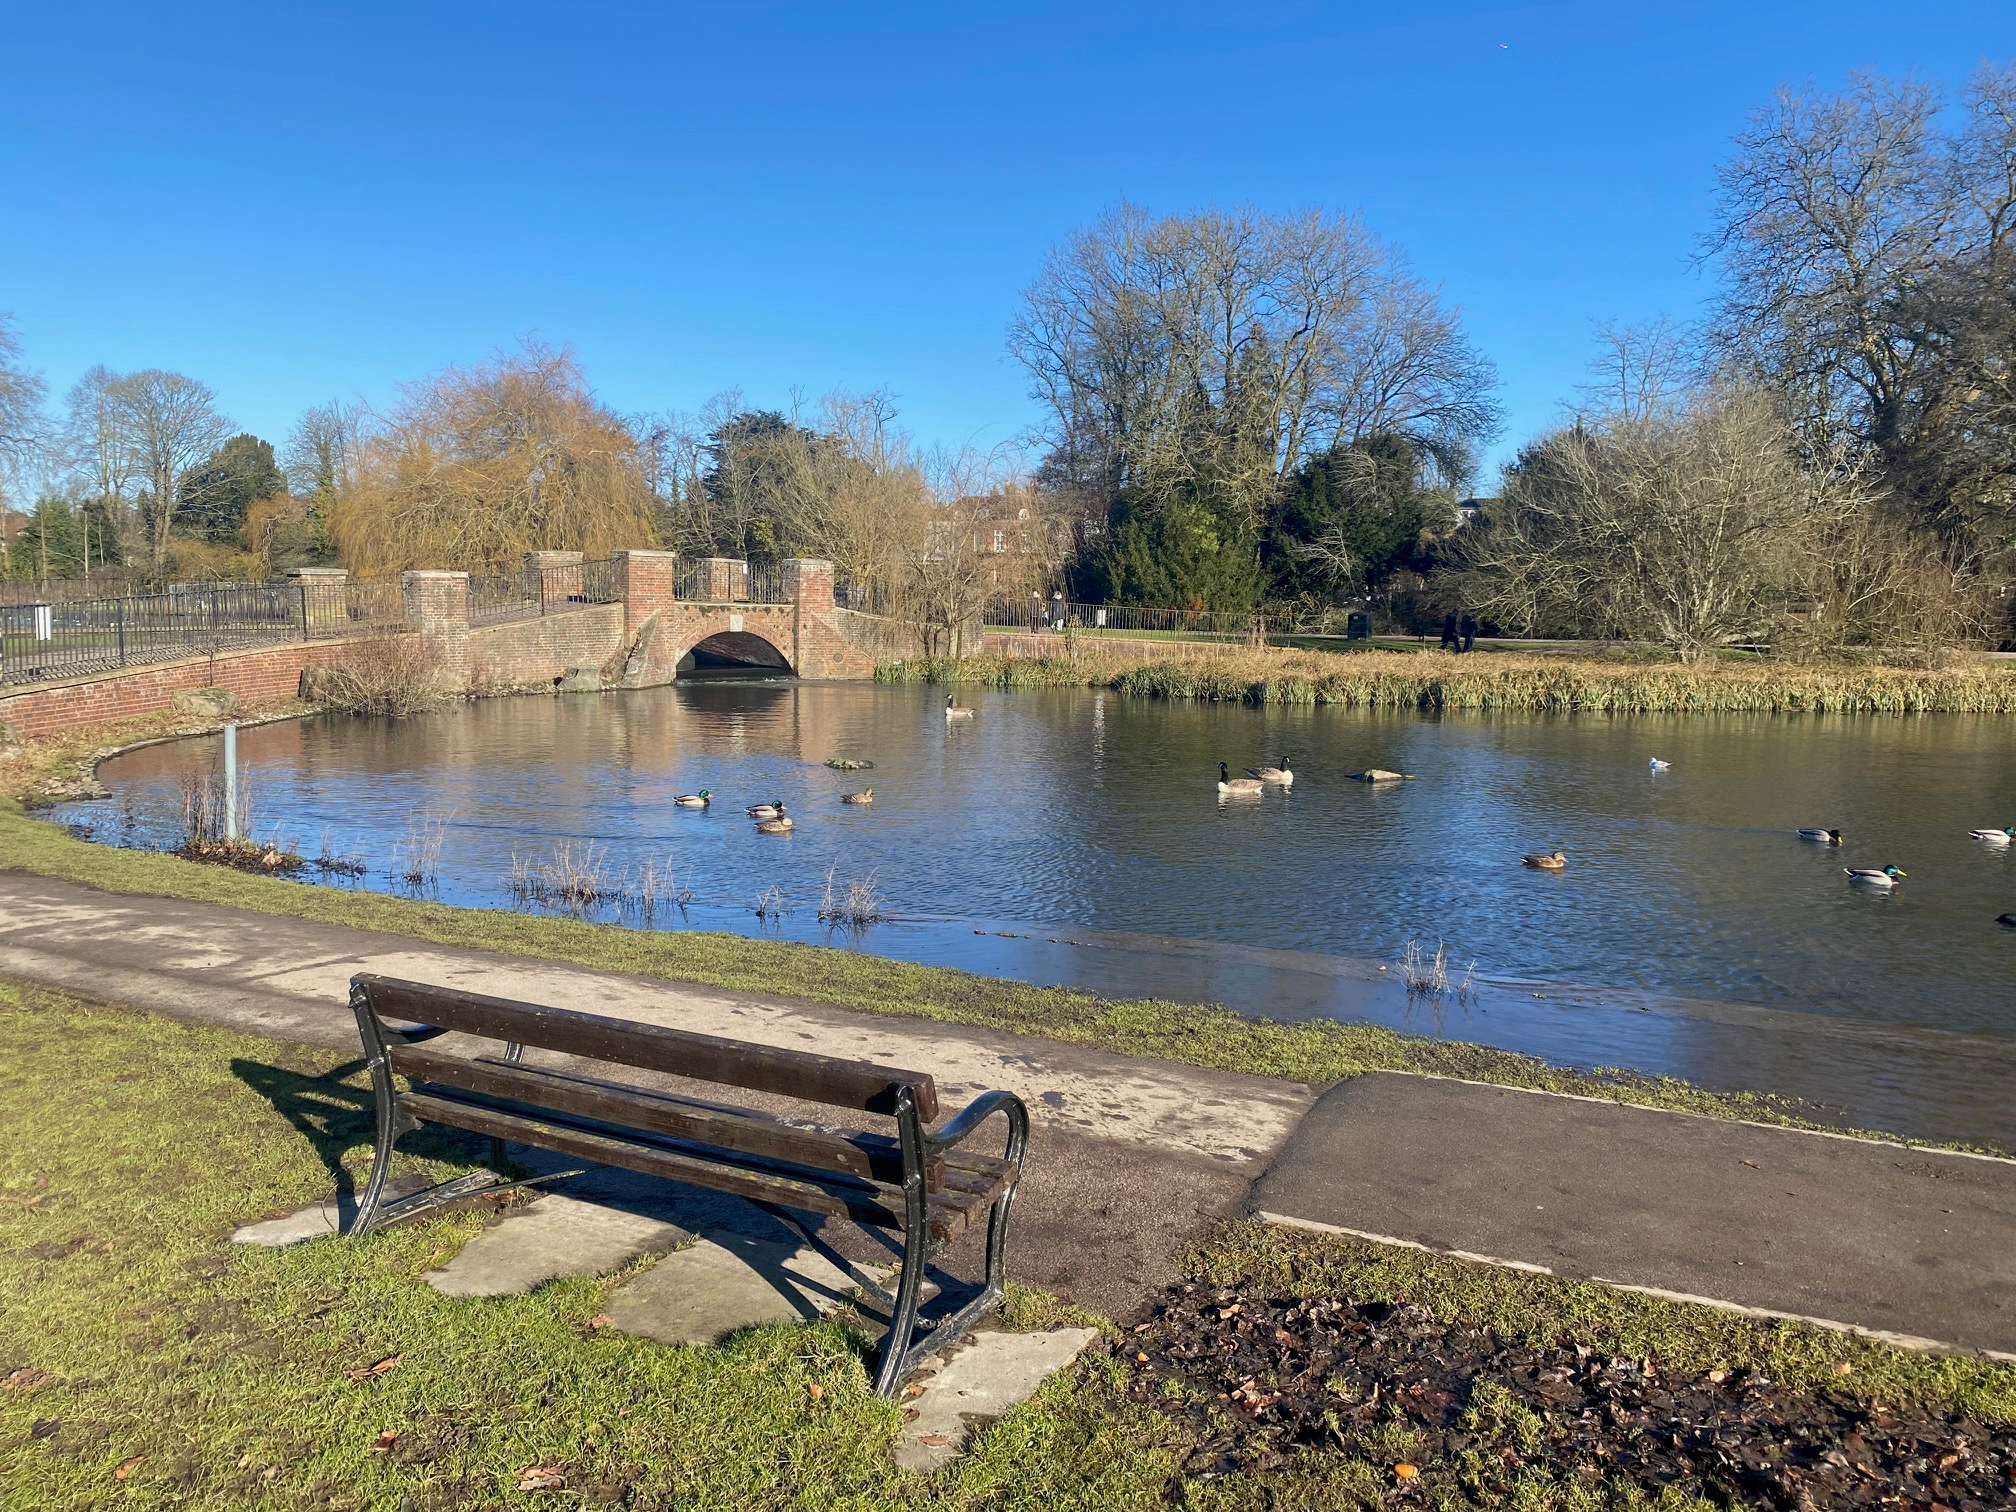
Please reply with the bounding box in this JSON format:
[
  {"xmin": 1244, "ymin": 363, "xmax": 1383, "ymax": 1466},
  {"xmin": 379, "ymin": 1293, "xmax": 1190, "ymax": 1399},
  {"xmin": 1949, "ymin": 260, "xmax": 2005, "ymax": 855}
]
[
  {"xmin": 781, "ymin": 557, "xmax": 835, "ymax": 613},
  {"xmin": 524, "ymin": 550, "xmax": 583, "ymax": 607},
  {"xmin": 612, "ymin": 550, "xmax": 677, "ymax": 633},
  {"xmin": 697, "ymin": 558, "xmax": 737, "ymax": 602},
  {"xmin": 286, "ymin": 566, "xmax": 348, "ymax": 634},
  {"xmin": 401, "ymin": 570, "xmax": 470, "ymax": 687}
]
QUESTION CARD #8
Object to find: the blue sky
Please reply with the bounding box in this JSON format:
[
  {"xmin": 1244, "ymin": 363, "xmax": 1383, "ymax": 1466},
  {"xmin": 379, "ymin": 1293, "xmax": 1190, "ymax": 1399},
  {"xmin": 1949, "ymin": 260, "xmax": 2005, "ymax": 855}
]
[{"xmin": 1, "ymin": 2, "xmax": 2009, "ymax": 482}]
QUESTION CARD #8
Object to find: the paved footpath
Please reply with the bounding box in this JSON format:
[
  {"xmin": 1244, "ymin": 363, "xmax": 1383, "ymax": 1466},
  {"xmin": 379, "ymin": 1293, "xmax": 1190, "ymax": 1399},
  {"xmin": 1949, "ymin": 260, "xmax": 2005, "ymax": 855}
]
[{"xmin": 3, "ymin": 870, "xmax": 2013, "ymax": 1353}]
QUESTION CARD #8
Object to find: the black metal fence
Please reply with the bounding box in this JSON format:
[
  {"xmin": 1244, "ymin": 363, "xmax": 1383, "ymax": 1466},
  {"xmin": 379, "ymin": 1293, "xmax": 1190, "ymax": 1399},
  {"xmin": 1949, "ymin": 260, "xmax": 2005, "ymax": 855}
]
[
  {"xmin": 467, "ymin": 559, "xmax": 621, "ymax": 626},
  {"xmin": 984, "ymin": 598, "xmax": 1259, "ymax": 641},
  {"xmin": 3, "ymin": 582, "xmax": 324, "ymax": 685},
  {"xmin": 744, "ymin": 564, "xmax": 790, "ymax": 604}
]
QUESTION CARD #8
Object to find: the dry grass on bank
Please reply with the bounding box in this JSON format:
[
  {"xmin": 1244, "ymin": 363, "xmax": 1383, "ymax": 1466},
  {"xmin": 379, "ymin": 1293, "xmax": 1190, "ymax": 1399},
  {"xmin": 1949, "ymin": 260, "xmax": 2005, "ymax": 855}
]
[{"xmin": 880, "ymin": 646, "xmax": 2016, "ymax": 714}]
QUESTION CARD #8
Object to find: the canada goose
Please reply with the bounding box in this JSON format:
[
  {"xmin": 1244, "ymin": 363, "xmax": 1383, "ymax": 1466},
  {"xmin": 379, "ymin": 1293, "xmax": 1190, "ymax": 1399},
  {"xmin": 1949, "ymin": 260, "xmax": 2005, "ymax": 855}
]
[
  {"xmin": 1348, "ymin": 769, "xmax": 1413, "ymax": 783},
  {"xmin": 945, "ymin": 696, "xmax": 975, "ymax": 722},
  {"xmin": 746, "ymin": 799, "xmax": 786, "ymax": 820},
  {"xmin": 842, "ymin": 789, "xmax": 873, "ymax": 805},
  {"xmin": 1247, "ymin": 756, "xmax": 1294, "ymax": 785},
  {"xmin": 672, "ymin": 789, "xmax": 711, "ymax": 808},
  {"xmin": 1217, "ymin": 761, "xmax": 1264, "ymax": 796},
  {"xmin": 1970, "ymin": 827, "xmax": 2015, "ymax": 845},
  {"xmin": 1797, "ymin": 828, "xmax": 1843, "ymax": 844},
  {"xmin": 1648, "ymin": 757, "xmax": 1671, "ymax": 770},
  {"xmin": 1997, "ymin": 913, "xmax": 2016, "ymax": 928},
  {"xmin": 1846, "ymin": 865, "xmax": 1906, "ymax": 887},
  {"xmin": 1522, "ymin": 850, "xmax": 1568, "ymax": 870},
  {"xmin": 756, "ymin": 816, "xmax": 794, "ymax": 835}
]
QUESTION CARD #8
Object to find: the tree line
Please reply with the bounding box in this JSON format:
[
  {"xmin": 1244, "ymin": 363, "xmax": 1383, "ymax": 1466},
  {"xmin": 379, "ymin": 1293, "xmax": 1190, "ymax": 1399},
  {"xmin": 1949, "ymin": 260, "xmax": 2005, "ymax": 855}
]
[{"xmin": 3, "ymin": 60, "xmax": 2011, "ymax": 658}]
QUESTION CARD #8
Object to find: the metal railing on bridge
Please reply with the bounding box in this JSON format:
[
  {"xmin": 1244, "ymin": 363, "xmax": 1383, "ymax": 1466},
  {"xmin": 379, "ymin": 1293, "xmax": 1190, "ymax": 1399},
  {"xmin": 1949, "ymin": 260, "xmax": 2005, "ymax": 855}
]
[
  {"xmin": 1, "ymin": 578, "xmax": 400, "ymax": 686},
  {"xmin": 467, "ymin": 558, "xmax": 620, "ymax": 626}
]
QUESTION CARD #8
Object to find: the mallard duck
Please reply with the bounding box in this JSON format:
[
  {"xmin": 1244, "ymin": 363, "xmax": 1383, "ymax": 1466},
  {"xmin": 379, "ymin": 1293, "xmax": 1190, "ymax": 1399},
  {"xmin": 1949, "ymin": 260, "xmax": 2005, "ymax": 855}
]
[
  {"xmin": 1247, "ymin": 756, "xmax": 1294, "ymax": 785},
  {"xmin": 1846, "ymin": 865, "xmax": 1905, "ymax": 887},
  {"xmin": 672, "ymin": 789, "xmax": 711, "ymax": 808},
  {"xmin": 1797, "ymin": 828, "xmax": 1843, "ymax": 844},
  {"xmin": 842, "ymin": 789, "xmax": 873, "ymax": 805},
  {"xmin": 1522, "ymin": 850, "xmax": 1567, "ymax": 870},
  {"xmin": 756, "ymin": 816, "xmax": 794, "ymax": 835},
  {"xmin": 944, "ymin": 695, "xmax": 975, "ymax": 722},
  {"xmin": 1648, "ymin": 757, "xmax": 1671, "ymax": 770},
  {"xmin": 1217, "ymin": 761, "xmax": 1264, "ymax": 796},
  {"xmin": 1970, "ymin": 827, "xmax": 2015, "ymax": 845},
  {"xmin": 1349, "ymin": 769, "xmax": 1413, "ymax": 783},
  {"xmin": 746, "ymin": 799, "xmax": 786, "ymax": 820},
  {"xmin": 825, "ymin": 758, "xmax": 875, "ymax": 771}
]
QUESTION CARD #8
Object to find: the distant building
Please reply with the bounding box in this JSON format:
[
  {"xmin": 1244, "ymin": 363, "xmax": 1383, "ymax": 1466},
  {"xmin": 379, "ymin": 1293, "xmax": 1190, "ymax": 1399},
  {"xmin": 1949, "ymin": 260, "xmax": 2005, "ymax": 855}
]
[{"xmin": 1453, "ymin": 497, "xmax": 1493, "ymax": 529}]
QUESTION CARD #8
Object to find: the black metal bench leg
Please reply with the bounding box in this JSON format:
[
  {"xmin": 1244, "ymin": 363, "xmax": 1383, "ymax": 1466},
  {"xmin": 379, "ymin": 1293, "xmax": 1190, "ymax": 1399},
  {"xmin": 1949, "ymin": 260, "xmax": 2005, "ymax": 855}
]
[
  {"xmin": 872, "ymin": 1086, "xmax": 933, "ymax": 1398},
  {"xmin": 349, "ymin": 984, "xmax": 401, "ymax": 1237}
]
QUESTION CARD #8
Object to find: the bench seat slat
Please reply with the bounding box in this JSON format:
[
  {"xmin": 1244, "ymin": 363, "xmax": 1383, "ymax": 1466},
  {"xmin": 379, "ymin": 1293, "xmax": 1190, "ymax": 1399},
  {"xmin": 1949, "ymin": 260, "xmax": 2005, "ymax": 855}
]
[
  {"xmin": 397, "ymin": 1092, "xmax": 1006, "ymax": 1240},
  {"xmin": 359, "ymin": 975, "xmax": 939, "ymax": 1120},
  {"xmin": 390, "ymin": 1045, "xmax": 947, "ymax": 1189}
]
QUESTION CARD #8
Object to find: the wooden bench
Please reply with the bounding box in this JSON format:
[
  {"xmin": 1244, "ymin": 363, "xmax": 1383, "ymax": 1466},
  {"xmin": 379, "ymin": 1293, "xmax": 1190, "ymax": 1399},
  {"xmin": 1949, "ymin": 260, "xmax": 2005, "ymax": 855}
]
[{"xmin": 347, "ymin": 974, "xmax": 1029, "ymax": 1395}]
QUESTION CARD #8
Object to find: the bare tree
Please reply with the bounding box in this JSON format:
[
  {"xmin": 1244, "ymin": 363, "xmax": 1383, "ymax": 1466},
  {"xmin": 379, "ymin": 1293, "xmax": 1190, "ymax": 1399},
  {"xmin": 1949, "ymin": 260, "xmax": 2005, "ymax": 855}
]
[
  {"xmin": 1707, "ymin": 63, "xmax": 2016, "ymax": 564},
  {"xmin": 1009, "ymin": 204, "xmax": 1500, "ymax": 533},
  {"xmin": 1464, "ymin": 386, "xmax": 1864, "ymax": 661},
  {"xmin": 104, "ymin": 370, "xmax": 232, "ymax": 573},
  {"xmin": 0, "ymin": 314, "xmax": 49, "ymax": 495},
  {"xmin": 1575, "ymin": 318, "xmax": 1700, "ymax": 426},
  {"xmin": 62, "ymin": 368, "xmax": 140, "ymax": 545}
]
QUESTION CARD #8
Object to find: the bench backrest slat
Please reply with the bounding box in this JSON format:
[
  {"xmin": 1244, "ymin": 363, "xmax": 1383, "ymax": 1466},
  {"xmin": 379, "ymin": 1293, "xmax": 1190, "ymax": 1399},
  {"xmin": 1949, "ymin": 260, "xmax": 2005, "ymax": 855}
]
[
  {"xmin": 356, "ymin": 975, "xmax": 939, "ymax": 1120},
  {"xmin": 389, "ymin": 1043, "xmax": 939, "ymax": 1187}
]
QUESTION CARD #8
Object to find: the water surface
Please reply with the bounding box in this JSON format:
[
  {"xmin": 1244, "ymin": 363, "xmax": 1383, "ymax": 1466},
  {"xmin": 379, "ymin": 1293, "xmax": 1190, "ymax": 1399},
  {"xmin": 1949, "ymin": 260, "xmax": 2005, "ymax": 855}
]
[{"xmin": 63, "ymin": 682, "xmax": 2016, "ymax": 1143}]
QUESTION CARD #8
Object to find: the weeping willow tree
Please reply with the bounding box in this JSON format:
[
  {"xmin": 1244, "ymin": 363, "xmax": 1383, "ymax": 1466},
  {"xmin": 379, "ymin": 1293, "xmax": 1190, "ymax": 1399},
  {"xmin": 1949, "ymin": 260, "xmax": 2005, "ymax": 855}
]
[{"xmin": 331, "ymin": 341, "xmax": 659, "ymax": 573}]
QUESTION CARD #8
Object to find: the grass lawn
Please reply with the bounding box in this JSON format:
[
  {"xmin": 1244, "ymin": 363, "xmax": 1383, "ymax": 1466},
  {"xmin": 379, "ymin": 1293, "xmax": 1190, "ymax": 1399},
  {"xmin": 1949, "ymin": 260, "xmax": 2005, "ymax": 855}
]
[{"xmin": 5, "ymin": 979, "xmax": 2012, "ymax": 1511}]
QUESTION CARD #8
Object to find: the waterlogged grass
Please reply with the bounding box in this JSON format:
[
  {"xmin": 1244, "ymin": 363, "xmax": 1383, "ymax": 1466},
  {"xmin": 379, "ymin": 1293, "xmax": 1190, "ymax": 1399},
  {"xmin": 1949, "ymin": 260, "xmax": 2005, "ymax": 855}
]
[
  {"xmin": 5, "ymin": 984, "xmax": 2005, "ymax": 1512},
  {"xmin": 880, "ymin": 647, "xmax": 2016, "ymax": 714},
  {"xmin": 0, "ymin": 793, "xmax": 1854, "ymax": 1133}
]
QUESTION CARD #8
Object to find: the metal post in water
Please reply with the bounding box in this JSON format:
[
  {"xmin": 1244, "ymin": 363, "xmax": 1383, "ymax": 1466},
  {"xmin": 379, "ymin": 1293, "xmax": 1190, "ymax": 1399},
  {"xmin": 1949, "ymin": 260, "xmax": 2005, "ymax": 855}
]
[{"xmin": 222, "ymin": 723, "xmax": 239, "ymax": 842}]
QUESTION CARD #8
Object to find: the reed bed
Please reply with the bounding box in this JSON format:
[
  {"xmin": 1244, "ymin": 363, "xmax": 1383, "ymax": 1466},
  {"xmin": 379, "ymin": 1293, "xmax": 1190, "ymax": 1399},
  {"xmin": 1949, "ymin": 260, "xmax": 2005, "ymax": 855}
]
[{"xmin": 878, "ymin": 647, "xmax": 2016, "ymax": 714}]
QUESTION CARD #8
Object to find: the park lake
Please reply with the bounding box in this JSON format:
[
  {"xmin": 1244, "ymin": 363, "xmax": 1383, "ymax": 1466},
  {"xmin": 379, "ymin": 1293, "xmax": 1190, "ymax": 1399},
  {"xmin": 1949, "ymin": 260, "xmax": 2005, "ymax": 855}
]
[{"xmin": 56, "ymin": 679, "xmax": 2016, "ymax": 1145}]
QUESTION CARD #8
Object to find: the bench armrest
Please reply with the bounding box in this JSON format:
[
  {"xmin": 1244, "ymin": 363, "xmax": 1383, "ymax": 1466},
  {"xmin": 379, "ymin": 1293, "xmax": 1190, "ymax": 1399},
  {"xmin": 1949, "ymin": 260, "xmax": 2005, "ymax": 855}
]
[{"xmin": 924, "ymin": 1089, "xmax": 1029, "ymax": 1167}]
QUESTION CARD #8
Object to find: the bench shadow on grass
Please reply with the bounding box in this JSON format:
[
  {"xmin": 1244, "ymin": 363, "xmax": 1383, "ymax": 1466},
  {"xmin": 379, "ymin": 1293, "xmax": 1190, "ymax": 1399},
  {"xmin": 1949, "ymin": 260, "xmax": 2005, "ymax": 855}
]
[{"xmin": 228, "ymin": 1055, "xmax": 494, "ymax": 1228}]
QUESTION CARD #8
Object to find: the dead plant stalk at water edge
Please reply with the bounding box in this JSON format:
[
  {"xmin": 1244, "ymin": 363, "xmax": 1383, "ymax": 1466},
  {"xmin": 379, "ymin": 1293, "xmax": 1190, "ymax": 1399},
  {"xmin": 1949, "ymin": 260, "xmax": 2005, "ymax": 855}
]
[{"xmin": 877, "ymin": 648, "xmax": 2016, "ymax": 714}]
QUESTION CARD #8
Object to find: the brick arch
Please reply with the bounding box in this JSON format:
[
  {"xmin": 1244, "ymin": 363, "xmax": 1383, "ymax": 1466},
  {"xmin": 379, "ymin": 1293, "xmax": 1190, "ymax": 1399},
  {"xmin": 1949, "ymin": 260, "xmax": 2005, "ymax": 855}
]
[{"xmin": 683, "ymin": 627, "xmax": 793, "ymax": 671}]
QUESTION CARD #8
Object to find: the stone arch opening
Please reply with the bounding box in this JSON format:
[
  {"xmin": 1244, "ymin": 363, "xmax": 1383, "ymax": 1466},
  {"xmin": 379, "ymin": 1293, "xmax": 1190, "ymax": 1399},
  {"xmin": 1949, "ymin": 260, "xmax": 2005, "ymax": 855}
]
[{"xmin": 678, "ymin": 630, "xmax": 794, "ymax": 677}]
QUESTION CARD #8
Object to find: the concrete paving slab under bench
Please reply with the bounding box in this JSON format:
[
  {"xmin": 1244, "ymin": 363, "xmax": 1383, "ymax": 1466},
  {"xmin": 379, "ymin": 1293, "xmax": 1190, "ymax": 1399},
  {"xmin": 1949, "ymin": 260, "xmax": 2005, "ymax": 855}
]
[
  {"xmin": 894, "ymin": 1327, "xmax": 1101, "ymax": 1471},
  {"xmin": 1248, "ymin": 1072, "xmax": 2016, "ymax": 1356}
]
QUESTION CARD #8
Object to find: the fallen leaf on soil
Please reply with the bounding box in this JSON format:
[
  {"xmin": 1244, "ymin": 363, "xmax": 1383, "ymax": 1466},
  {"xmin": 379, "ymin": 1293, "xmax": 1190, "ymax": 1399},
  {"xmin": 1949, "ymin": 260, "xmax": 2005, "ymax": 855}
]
[
  {"xmin": 903, "ymin": 1408, "xmax": 920, "ymax": 1423},
  {"xmin": 516, "ymin": 1465, "xmax": 566, "ymax": 1491},
  {"xmin": 113, "ymin": 1455, "xmax": 145, "ymax": 1480},
  {"xmin": 347, "ymin": 1354, "xmax": 403, "ymax": 1380},
  {"xmin": 918, "ymin": 1434, "xmax": 951, "ymax": 1447},
  {"xmin": 1395, "ymin": 1463, "xmax": 1419, "ymax": 1480},
  {"xmin": 2, "ymin": 1367, "xmax": 53, "ymax": 1391},
  {"xmin": 371, "ymin": 1431, "xmax": 400, "ymax": 1453},
  {"xmin": 1136, "ymin": 1352, "xmax": 1149, "ymax": 1362},
  {"xmin": 588, "ymin": 1315, "xmax": 613, "ymax": 1330},
  {"xmin": 1833, "ymin": 1361, "xmax": 1854, "ymax": 1375},
  {"xmin": 807, "ymin": 1384, "xmax": 825, "ymax": 1400},
  {"xmin": 30, "ymin": 1420, "xmax": 58, "ymax": 1440}
]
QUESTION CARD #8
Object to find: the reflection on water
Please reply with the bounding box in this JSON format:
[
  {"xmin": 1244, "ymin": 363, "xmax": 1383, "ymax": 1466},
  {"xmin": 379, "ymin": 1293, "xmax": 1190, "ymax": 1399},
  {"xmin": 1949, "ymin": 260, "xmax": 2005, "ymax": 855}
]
[{"xmin": 61, "ymin": 681, "xmax": 2016, "ymax": 1144}]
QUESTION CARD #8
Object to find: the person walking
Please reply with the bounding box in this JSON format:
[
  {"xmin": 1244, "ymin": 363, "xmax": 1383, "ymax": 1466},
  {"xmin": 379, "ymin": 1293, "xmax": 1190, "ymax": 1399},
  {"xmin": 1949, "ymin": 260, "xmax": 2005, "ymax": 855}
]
[
  {"xmin": 1459, "ymin": 611, "xmax": 1477, "ymax": 654},
  {"xmin": 1440, "ymin": 611, "xmax": 1458, "ymax": 651}
]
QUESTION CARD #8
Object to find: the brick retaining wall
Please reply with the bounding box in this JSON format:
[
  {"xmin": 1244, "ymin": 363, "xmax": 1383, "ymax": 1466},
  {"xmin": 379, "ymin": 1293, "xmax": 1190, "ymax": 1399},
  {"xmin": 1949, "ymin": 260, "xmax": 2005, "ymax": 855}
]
[
  {"xmin": 0, "ymin": 640, "xmax": 360, "ymax": 740},
  {"xmin": 468, "ymin": 604, "xmax": 626, "ymax": 688}
]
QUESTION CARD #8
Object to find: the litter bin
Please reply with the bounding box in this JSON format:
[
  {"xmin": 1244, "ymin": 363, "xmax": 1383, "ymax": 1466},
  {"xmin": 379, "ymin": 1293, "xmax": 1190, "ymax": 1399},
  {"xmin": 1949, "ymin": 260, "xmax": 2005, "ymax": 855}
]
[{"xmin": 1346, "ymin": 611, "xmax": 1370, "ymax": 641}]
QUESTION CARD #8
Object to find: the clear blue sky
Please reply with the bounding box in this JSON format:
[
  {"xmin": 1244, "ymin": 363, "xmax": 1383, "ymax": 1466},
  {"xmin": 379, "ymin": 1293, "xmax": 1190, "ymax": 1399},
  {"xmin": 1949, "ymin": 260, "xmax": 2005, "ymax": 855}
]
[{"xmin": 1, "ymin": 2, "xmax": 2008, "ymax": 481}]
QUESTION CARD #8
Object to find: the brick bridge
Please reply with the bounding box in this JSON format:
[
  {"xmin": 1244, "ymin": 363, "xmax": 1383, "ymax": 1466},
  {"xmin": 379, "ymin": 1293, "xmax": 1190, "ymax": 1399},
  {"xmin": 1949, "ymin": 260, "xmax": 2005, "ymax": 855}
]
[
  {"xmin": 398, "ymin": 552, "xmax": 897, "ymax": 692},
  {"xmin": 0, "ymin": 552, "xmax": 915, "ymax": 740}
]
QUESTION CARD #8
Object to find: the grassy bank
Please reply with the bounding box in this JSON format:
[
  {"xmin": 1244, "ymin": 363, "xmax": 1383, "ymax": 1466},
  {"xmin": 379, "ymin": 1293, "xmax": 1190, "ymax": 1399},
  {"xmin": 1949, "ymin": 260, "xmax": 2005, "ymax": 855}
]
[
  {"xmin": 5, "ymin": 983, "xmax": 2010, "ymax": 1511},
  {"xmin": 881, "ymin": 646, "xmax": 2016, "ymax": 713}
]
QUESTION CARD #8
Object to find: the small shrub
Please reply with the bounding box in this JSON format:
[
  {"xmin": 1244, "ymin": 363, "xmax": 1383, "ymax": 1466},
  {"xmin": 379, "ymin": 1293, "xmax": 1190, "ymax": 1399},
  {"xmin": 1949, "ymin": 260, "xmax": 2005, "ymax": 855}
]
[{"xmin": 311, "ymin": 636, "xmax": 450, "ymax": 717}]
